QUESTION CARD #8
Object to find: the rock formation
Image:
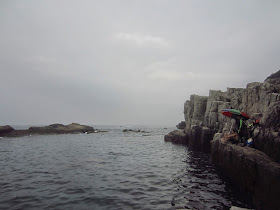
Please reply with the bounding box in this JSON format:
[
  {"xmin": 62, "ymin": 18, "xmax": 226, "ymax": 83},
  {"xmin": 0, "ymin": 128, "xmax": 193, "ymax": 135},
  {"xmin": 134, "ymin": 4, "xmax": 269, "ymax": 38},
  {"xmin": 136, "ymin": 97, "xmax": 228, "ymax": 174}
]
[
  {"xmin": 0, "ymin": 123, "xmax": 95, "ymax": 137},
  {"xmin": 166, "ymin": 70, "xmax": 280, "ymax": 160},
  {"xmin": 164, "ymin": 70, "xmax": 280, "ymax": 210},
  {"xmin": 0, "ymin": 125, "xmax": 15, "ymax": 135},
  {"xmin": 176, "ymin": 121, "xmax": 186, "ymax": 129},
  {"xmin": 164, "ymin": 130, "xmax": 188, "ymax": 144},
  {"xmin": 212, "ymin": 135, "xmax": 280, "ymax": 210}
]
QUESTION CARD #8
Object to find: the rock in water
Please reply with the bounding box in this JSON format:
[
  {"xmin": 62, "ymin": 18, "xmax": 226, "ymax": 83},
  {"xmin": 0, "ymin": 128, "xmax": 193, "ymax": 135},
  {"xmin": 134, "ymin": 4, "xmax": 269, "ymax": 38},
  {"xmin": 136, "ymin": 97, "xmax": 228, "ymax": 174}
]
[{"xmin": 0, "ymin": 125, "xmax": 15, "ymax": 135}]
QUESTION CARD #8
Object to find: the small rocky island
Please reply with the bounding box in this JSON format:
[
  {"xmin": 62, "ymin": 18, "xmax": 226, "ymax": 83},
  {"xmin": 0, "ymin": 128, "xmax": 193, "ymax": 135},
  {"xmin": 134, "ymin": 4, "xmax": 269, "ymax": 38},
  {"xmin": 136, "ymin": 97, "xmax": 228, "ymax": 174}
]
[
  {"xmin": 0, "ymin": 123, "xmax": 95, "ymax": 137},
  {"xmin": 165, "ymin": 70, "xmax": 280, "ymax": 210}
]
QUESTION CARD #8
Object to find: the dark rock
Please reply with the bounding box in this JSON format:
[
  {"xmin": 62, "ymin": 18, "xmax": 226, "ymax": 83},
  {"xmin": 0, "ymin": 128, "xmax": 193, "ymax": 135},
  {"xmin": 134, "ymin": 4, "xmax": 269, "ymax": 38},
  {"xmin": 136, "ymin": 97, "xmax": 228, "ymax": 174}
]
[
  {"xmin": 28, "ymin": 123, "xmax": 94, "ymax": 134},
  {"xmin": 176, "ymin": 121, "xmax": 186, "ymax": 129},
  {"xmin": 122, "ymin": 129, "xmax": 148, "ymax": 133},
  {"xmin": 267, "ymin": 70, "xmax": 280, "ymax": 79},
  {"xmin": 164, "ymin": 130, "xmax": 188, "ymax": 144},
  {"xmin": 0, "ymin": 123, "xmax": 94, "ymax": 137},
  {"xmin": 211, "ymin": 139, "xmax": 280, "ymax": 210},
  {"xmin": 0, "ymin": 125, "xmax": 15, "ymax": 135},
  {"xmin": 186, "ymin": 125, "xmax": 215, "ymax": 153}
]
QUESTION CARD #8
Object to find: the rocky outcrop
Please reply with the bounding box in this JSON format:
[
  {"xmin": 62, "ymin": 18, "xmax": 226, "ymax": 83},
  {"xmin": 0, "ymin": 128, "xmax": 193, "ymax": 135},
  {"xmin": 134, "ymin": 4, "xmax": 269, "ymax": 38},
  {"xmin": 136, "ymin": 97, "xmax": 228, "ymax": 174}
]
[
  {"xmin": 122, "ymin": 129, "xmax": 149, "ymax": 133},
  {"xmin": 211, "ymin": 139, "xmax": 280, "ymax": 210},
  {"xmin": 176, "ymin": 121, "xmax": 186, "ymax": 129},
  {"xmin": 165, "ymin": 70, "xmax": 280, "ymax": 209},
  {"xmin": 0, "ymin": 123, "xmax": 95, "ymax": 137},
  {"xmin": 28, "ymin": 123, "xmax": 94, "ymax": 134},
  {"xmin": 0, "ymin": 125, "xmax": 15, "ymax": 135},
  {"xmin": 167, "ymin": 70, "xmax": 280, "ymax": 158},
  {"xmin": 164, "ymin": 130, "xmax": 188, "ymax": 144}
]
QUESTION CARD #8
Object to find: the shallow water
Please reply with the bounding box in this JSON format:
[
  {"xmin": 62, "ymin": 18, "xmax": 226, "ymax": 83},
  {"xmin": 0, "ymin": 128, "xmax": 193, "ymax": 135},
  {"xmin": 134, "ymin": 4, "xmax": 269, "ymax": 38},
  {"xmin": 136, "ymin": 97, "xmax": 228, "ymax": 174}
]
[{"xmin": 0, "ymin": 126, "xmax": 252, "ymax": 209}]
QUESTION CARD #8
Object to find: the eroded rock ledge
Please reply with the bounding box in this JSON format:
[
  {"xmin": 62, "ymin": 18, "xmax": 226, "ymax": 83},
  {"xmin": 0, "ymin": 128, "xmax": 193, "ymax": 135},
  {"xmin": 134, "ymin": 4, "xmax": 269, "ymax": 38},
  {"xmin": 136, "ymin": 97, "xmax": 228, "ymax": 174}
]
[
  {"xmin": 0, "ymin": 123, "xmax": 95, "ymax": 137},
  {"xmin": 212, "ymin": 137, "xmax": 280, "ymax": 210}
]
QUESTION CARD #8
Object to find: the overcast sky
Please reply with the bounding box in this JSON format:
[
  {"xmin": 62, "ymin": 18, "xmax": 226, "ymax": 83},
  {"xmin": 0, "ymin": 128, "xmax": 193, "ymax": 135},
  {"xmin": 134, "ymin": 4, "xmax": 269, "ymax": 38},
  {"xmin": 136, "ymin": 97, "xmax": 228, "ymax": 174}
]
[{"xmin": 0, "ymin": 1, "xmax": 279, "ymax": 126}]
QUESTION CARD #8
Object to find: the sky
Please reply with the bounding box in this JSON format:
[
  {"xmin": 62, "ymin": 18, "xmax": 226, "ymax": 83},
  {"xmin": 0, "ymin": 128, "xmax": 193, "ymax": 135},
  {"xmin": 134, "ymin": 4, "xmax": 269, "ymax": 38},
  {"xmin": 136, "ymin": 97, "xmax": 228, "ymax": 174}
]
[{"xmin": 0, "ymin": 0, "xmax": 279, "ymax": 126}]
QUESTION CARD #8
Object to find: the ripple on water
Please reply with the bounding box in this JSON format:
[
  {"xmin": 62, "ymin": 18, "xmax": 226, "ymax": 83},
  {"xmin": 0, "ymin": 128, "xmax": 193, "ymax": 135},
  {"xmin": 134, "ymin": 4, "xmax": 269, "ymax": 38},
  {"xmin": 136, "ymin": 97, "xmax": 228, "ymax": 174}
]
[{"xmin": 0, "ymin": 129, "xmax": 253, "ymax": 210}]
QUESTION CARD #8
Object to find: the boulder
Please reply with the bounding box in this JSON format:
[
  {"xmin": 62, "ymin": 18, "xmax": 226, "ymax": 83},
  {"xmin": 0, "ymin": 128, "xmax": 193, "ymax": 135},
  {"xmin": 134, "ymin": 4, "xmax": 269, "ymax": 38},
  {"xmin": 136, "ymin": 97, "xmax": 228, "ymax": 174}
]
[
  {"xmin": 176, "ymin": 121, "xmax": 186, "ymax": 129},
  {"xmin": 164, "ymin": 130, "xmax": 188, "ymax": 144}
]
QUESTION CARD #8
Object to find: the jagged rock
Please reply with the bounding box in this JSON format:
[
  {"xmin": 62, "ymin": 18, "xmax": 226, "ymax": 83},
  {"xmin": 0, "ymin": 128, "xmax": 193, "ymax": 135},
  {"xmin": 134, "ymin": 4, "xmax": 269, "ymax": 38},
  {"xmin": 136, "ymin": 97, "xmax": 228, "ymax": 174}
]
[
  {"xmin": 164, "ymin": 130, "xmax": 188, "ymax": 144},
  {"xmin": 182, "ymin": 70, "xmax": 280, "ymax": 161},
  {"xmin": 265, "ymin": 70, "xmax": 280, "ymax": 85},
  {"xmin": 211, "ymin": 139, "xmax": 280, "ymax": 210},
  {"xmin": 176, "ymin": 121, "xmax": 186, "ymax": 129},
  {"xmin": 172, "ymin": 70, "xmax": 280, "ymax": 209},
  {"xmin": 0, "ymin": 125, "xmax": 15, "ymax": 135}
]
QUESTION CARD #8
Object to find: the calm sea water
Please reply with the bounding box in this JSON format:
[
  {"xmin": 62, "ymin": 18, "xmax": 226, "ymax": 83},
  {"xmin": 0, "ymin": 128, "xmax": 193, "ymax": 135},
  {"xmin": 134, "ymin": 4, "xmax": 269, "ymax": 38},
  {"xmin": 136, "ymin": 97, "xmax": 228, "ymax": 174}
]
[{"xmin": 0, "ymin": 126, "xmax": 252, "ymax": 210}]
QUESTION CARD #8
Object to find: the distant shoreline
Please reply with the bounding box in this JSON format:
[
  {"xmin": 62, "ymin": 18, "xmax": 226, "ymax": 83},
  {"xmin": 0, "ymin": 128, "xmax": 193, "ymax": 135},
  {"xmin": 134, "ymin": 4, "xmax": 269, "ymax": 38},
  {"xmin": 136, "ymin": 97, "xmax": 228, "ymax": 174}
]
[{"xmin": 0, "ymin": 123, "xmax": 95, "ymax": 138}]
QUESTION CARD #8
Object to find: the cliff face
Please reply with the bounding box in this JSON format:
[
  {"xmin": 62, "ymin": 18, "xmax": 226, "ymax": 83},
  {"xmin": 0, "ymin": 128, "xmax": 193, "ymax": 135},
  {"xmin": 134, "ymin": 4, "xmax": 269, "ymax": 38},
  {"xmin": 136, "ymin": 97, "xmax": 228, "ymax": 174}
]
[
  {"xmin": 164, "ymin": 70, "xmax": 280, "ymax": 210},
  {"xmin": 182, "ymin": 70, "xmax": 280, "ymax": 161},
  {"xmin": 211, "ymin": 136, "xmax": 280, "ymax": 210}
]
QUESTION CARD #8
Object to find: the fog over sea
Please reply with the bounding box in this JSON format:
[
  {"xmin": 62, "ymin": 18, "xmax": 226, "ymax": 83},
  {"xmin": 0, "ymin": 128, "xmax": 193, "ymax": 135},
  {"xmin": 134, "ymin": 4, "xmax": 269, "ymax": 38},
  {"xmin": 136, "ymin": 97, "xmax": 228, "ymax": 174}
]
[{"xmin": 0, "ymin": 126, "xmax": 252, "ymax": 210}]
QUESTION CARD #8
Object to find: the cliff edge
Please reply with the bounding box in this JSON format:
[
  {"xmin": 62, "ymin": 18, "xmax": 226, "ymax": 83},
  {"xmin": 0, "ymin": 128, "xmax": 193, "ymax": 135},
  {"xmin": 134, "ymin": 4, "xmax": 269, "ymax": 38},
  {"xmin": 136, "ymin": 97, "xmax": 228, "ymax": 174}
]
[
  {"xmin": 165, "ymin": 70, "xmax": 280, "ymax": 210},
  {"xmin": 165, "ymin": 70, "xmax": 280, "ymax": 161}
]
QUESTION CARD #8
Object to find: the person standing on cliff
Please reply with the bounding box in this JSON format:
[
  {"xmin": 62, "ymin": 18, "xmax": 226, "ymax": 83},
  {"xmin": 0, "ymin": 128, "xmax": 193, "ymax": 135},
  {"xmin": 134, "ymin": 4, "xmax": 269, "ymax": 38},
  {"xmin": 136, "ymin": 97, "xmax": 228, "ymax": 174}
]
[{"xmin": 232, "ymin": 115, "xmax": 249, "ymax": 144}]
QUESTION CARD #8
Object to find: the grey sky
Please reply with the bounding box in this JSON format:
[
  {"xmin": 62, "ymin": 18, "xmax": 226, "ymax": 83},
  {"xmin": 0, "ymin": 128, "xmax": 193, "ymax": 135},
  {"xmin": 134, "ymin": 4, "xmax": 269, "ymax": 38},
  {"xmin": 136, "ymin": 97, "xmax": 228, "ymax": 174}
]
[{"xmin": 0, "ymin": 0, "xmax": 279, "ymax": 126}]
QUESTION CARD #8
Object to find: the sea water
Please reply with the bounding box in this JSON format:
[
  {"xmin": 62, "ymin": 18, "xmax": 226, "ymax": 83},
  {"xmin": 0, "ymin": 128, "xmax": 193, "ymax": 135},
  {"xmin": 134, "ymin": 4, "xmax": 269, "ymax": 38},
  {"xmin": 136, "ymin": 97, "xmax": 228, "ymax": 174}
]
[{"xmin": 0, "ymin": 126, "xmax": 252, "ymax": 210}]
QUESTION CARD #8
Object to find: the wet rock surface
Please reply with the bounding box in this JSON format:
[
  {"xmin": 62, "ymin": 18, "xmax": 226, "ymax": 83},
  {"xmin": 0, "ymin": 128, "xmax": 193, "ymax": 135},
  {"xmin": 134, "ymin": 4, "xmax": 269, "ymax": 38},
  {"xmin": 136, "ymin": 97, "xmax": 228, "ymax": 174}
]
[{"xmin": 211, "ymin": 139, "xmax": 280, "ymax": 210}]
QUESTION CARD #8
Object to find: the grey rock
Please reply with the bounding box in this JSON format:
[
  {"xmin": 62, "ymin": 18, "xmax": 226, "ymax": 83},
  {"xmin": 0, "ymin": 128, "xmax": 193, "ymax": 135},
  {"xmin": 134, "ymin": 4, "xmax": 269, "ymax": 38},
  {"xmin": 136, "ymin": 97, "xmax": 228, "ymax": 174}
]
[
  {"xmin": 164, "ymin": 130, "xmax": 188, "ymax": 144},
  {"xmin": 176, "ymin": 70, "xmax": 280, "ymax": 209},
  {"xmin": 176, "ymin": 121, "xmax": 186, "ymax": 129},
  {"xmin": 181, "ymin": 70, "xmax": 280, "ymax": 161},
  {"xmin": 211, "ymin": 139, "xmax": 280, "ymax": 210}
]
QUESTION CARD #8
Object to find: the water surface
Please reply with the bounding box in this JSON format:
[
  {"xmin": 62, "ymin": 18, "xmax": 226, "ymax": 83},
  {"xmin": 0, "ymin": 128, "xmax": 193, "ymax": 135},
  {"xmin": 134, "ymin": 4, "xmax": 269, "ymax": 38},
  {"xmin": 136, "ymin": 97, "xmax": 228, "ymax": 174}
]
[{"xmin": 0, "ymin": 126, "xmax": 252, "ymax": 209}]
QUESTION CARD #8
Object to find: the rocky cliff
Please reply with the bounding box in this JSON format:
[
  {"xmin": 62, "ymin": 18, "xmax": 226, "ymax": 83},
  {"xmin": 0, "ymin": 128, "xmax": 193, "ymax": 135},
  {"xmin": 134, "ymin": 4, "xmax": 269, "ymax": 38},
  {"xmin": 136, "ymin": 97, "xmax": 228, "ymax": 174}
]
[
  {"xmin": 165, "ymin": 70, "xmax": 280, "ymax": 210},
  {"xmin": 166, "ymin": 70, "xmax": 280, "ymax": 161}
]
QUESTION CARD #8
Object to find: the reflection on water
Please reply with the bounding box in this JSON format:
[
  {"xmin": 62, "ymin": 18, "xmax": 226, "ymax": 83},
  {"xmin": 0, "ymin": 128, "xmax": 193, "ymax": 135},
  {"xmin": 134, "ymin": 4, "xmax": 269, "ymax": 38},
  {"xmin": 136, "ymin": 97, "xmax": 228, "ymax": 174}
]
[{"xmin": 0, "ymin": 127, "xmax": 252, "ymax": 210}]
